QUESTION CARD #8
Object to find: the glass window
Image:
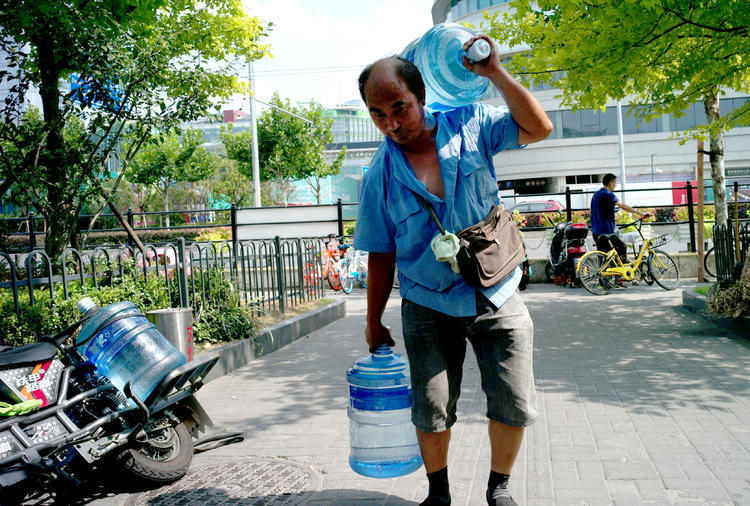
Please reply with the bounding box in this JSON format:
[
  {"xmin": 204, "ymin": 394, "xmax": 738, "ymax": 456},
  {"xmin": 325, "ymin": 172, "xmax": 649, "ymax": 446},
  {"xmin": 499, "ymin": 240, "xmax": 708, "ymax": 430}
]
[
  {"xmin": 601, "ymin": 106, "xmax": 619, "ymax": 136},
  {"xmin": 562, "ymin": 109, "xmax": 582, "ymax": 138},
  {"xmin": 579, "ymin": 109, "xmax": 601, "ymax": 137},
  {"xmin": 674, "ymin": 102, "xmax": 698, "ymax": 132}
]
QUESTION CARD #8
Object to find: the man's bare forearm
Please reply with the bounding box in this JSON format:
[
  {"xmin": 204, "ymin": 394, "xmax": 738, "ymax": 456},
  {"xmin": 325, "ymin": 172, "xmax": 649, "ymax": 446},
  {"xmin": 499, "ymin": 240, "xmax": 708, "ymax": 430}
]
[
  {"xmin": 488, "ymin": 66, "xmax": 553, "ymax": 145},
  {"xmin": 366, "ymin": 252, "xmax": 396, "ymax": 326}
]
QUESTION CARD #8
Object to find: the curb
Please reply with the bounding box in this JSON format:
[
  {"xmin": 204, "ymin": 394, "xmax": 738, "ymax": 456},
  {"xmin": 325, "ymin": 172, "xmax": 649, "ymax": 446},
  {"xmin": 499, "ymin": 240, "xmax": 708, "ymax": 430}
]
[
  {"xmin": 682, "ymin": 289, "xmax": 749, "ymax": 339},
  {"xmin": 198, "ymin": 298, "xmax": 347, "ymax": 383}
]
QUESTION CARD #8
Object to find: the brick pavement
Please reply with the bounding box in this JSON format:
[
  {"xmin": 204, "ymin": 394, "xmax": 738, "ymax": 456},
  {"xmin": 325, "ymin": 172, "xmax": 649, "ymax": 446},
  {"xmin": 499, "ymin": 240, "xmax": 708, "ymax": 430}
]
[{"xmin": 104, "ymin": 282, "xmax": 750, "ymax": 505}]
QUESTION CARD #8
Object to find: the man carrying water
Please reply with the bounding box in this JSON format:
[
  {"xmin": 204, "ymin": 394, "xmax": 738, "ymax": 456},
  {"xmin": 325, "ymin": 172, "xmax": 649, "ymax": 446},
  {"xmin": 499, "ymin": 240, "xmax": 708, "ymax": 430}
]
[{"xmin": 354, "ymin": 32, "xmax": 552, "ymax": 506}]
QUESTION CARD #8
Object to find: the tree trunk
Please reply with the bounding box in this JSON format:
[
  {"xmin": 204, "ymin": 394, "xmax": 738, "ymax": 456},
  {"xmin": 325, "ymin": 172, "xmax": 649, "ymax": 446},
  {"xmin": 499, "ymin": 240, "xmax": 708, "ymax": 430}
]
[
  {"xmin": 703, "ymin": 91, "xmax": 728, "ymax": 227},
  {"xmin": 36, "ymin": 35, "xmax": 71, "ymax": 260},
  {"xmin": 164, "ymin": 186, "xmax": 171, "ymax": 228}
]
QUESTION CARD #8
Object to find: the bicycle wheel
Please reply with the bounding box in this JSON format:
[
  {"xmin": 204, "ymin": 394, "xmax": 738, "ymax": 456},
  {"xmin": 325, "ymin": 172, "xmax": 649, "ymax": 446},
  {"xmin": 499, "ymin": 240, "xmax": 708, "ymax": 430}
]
[
  {"xmin": 648, "ymin": 249, "xmax": 680, "ymax": 290},
  {"xmin": 703, "ymin": 246, "xmax": 715, "ymax": 278},
  {"xmin": 636, "ymin": 262, "xmax": 655, "ymax": 285},
  {"xmin": 357, "ymin": 260, "xmax": 368, "ymax": 289},
  {"xmin": 326, "ymin": 261, "xmax": 342, "ymax": 291},
  {"xmin": 302, "ymin": 262, "xmax": 321, "ymax": 294},
  {"xmin": 340, "ymin": 260, "xmax": 355, "ymax": 294},
  {"xmin": 577, "ymin": 251, "xmax": 614, "ymax": 296}
]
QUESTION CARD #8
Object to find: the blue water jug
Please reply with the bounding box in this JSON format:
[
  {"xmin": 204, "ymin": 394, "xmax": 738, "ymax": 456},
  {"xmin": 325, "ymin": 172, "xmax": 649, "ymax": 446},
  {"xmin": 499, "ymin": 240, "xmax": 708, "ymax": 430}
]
[
  {"xmin": 401, "ymin": 23, "xmax": 491, "ymax": 110},
  {"xmin": 76, "ymin": 297, "xmax": 186, "ymax": 401},
  {"xmin": 347, "ymin": 345, "xmax": 422, "ymax": 478}
]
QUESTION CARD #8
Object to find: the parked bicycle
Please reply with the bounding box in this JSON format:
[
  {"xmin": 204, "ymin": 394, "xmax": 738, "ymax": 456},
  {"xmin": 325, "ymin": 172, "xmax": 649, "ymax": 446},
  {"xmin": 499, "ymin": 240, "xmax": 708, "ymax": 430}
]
[
  {"xmin": 321, "ymin": 236, "xmax": 351, "ymax": 291},
  {"xmin": 576, "ymin": 217, "xmax": 679, "ymax": 295},
  {"xmin": 340, "ymin": 249, "xmax": 368, "ymax": 293}
]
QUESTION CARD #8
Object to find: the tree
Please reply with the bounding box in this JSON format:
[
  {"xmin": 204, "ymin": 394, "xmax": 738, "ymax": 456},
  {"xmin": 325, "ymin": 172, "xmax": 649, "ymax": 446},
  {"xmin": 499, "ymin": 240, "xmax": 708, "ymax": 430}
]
[
  {"xmin": 127, "ymin": 128, "xmax": 216, "ymax": 228},
  {"xmin": 483, "ymin": 0, "xmax": 750, "ymax": 227},
  {"xmin": 221, "ymin": 94, "xmax": 345, "ymax": 205},
  {"xmin": 208, "ymin": 157, "xmax": 254, "ymax": 208},
  {"xmin": 0, "ymin": 0, "xmax": 270, "ymax": 258}
]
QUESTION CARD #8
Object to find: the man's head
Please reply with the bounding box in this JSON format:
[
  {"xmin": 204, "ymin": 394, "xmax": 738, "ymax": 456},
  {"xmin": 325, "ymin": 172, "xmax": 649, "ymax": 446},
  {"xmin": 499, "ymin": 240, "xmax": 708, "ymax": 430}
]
[
  {"xmin": 358, "ymin": 56, "xmax": 427, "ymax": 146},
  {"xmin": 602, "ymin": 173, "xmax": 617, "ymax": 190}
]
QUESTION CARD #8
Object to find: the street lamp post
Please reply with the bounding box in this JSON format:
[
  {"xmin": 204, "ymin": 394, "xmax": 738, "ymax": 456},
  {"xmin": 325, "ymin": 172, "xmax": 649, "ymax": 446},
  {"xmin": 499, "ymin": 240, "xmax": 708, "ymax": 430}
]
[{"xmin": 650, "ymin": 153, "xmax": 656, "ymax": 182}]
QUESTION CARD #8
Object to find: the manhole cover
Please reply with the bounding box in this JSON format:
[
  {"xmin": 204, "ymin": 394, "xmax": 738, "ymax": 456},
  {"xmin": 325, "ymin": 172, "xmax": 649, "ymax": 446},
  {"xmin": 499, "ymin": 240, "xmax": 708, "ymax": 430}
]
[{"xmin": 131, "ymin": 458, "xmax": 322, "ymax": 505}]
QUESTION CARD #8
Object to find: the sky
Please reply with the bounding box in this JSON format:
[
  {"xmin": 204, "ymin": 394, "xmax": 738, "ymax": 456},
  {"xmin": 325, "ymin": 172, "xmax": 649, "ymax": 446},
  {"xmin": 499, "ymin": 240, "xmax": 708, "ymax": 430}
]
[{"xmin": 233, "ymin": 0, "xmax": 435, "ymax": 111}]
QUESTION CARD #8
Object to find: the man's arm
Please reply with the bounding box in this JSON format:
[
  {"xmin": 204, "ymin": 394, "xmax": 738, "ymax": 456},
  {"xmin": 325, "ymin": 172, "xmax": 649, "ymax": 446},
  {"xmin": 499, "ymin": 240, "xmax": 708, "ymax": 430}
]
[
  {"xmin": 463, "ymin": 35, "xmax": 553, "ymax": 145},
  {"xmin": 616, "ymin": 200, "xmax": 648, "ymax": 217},
  {"xmin": 365, "ymin": 251, "xmax": 397, "ymax": 353}
]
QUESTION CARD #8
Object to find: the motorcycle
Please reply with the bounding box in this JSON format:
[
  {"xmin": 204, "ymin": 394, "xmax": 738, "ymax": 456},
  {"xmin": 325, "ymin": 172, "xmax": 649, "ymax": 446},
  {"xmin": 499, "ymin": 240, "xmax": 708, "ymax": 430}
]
[
  {"xmin": 545, "ymin": 214, "xmax": 589, "ymax": 288},
  {"xmin": 0, "ymin": 300, "xmax": 218, "ymax": 503}
]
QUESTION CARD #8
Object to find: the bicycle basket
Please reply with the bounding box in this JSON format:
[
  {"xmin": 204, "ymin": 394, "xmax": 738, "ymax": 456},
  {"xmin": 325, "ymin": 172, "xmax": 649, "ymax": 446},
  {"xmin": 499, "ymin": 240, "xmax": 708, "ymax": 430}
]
[{"xmin": 651, "ymin": 234, "xmax": 668, "ymax": 248}]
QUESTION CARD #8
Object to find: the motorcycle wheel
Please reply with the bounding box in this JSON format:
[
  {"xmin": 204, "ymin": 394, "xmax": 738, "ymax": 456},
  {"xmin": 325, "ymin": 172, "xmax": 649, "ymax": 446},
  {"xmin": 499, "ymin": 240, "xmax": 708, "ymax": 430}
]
[{"xmin": 114, "ymin": 420, "xmax": 193, "ymax": 483}]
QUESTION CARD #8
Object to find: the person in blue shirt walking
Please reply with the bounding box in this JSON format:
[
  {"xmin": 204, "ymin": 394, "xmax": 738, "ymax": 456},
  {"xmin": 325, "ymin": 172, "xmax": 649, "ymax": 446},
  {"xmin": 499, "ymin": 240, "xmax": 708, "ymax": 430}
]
[
  {"xmin": 354, "ymin": 34, "xmax": 552, "ymax": 506},
  {"xmin": 590, "ymin": 174, "xmax": 648, "ymax": 267}
]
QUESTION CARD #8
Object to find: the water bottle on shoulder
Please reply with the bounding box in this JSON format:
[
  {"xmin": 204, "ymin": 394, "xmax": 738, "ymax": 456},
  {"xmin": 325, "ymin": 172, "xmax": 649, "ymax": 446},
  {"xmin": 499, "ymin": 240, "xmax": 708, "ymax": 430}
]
[
  {"xmin": 347, "ymin": 345, "xmax": 422, "ymax": 478},
  {"xmin": 401, "ymin": 22, "xmax": 492, "ymax": 110}
]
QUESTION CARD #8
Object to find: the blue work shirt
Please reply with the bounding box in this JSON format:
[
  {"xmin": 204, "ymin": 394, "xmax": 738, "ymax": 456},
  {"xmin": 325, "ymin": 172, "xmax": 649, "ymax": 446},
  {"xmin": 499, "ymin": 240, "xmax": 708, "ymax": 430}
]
[
  {"xmin": 590, "ymin": 187, "xmax": 619, "ymax": 235},
  {"xmin": 354, "ymin": 103, "xmax": 523, "ymax": 317}
]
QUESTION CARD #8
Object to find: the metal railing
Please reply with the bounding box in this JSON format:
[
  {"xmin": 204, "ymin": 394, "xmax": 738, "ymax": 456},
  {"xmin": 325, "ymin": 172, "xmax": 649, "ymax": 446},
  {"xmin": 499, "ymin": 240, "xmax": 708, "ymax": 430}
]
[
  {"xmin": 712, "ymin": 221, "xmax": 750, "ymax": 282},
  {"xmin": 0, "ymin": 237, "xmax": 327, "ymax": 318}
]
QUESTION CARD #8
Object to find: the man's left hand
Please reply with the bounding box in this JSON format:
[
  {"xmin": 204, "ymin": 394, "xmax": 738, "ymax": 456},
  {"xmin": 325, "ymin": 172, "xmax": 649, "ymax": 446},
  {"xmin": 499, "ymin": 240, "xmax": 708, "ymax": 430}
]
[{"xmin": 462, "ymin": 35, "xmax": 503, "ymax": 78}]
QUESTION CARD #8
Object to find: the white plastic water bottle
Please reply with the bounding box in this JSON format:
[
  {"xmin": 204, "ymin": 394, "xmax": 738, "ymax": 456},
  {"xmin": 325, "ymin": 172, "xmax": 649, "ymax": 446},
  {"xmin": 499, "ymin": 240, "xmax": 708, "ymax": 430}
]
[
  {"xmin": 347, "ymin": 345, "xmax": 422, "ymax": 478},
  {"xmin": 76, "ymin": 298, "xmax": 186, "ymax": 401},
  {"xmin": 401, "ymin": 23, "xmax": 492, "ymax": 110}
]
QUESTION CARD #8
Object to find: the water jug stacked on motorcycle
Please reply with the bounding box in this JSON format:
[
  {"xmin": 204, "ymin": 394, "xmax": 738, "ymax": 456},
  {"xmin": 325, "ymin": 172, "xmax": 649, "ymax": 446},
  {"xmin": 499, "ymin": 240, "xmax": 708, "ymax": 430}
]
[
  {"xmin": 0, "ymin": 299, "xmax": 218, "ymax": 503},
  {"xmin": 545, "ymin": 222, "xmax": 589, "ymax": 287}
]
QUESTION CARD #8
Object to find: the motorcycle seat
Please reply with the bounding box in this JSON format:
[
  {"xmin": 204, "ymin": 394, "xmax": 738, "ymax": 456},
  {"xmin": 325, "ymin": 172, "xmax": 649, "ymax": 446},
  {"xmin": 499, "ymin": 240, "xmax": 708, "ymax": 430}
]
[{"xmin": 0, "ymin": 341, "xmax": 58, "ymax": 369}]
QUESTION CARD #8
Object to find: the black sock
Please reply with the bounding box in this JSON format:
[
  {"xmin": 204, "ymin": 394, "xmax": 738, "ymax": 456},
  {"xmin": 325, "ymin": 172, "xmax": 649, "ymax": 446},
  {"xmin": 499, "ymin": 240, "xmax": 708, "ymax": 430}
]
[
  {"xmin": 422, "ymin": 466, "xmax": 450, "ymax": 505},
  {"xmin": 488, "ymin": 471, "xmax": 510, "ymax": 496}
]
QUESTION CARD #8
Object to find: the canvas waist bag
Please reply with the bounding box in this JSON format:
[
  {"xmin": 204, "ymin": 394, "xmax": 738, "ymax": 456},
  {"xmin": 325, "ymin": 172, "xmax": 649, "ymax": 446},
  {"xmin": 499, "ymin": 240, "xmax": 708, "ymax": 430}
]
[{"xmin": 412, "ymin": 192, "xmax": 526, "ymax": 288}]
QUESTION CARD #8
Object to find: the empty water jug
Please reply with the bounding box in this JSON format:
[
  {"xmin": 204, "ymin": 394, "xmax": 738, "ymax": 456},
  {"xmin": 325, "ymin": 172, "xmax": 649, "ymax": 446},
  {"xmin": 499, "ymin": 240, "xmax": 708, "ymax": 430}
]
[
  {"xmin": 347, "ymin": 345, "xmax": 422, "ymax": 478},
  {"xmin": 401, "ymin": 22, "xmax": 491, "ymax": 110},
  {"xmin": 76, "ymin": 297, "xmax": 186, "ymax": 401}
]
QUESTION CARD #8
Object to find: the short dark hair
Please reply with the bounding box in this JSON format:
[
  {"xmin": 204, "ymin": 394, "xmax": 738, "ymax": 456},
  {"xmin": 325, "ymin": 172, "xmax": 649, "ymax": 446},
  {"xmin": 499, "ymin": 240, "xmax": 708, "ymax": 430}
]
[
  {"xmin": 603, "ymin": 173, "xmax": 617, "ymax": 186},
  {"xmin": 358, "ymin": 56, "xmax": 425, "ymax": 106}
]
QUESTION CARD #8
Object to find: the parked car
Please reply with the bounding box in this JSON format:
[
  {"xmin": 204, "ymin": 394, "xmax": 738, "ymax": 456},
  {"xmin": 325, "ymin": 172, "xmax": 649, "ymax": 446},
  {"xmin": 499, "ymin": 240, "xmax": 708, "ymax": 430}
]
[{"xmin": 509, "ymin": 200, "xmax": 564, "ymax": 214}]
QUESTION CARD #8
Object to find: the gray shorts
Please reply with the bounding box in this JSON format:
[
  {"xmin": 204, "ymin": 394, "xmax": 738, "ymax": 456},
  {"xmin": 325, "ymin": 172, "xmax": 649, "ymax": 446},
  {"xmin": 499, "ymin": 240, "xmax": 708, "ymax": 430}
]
[{"xmin": 401, "ymin": 291, "xmax": 537, "ymax": 433}]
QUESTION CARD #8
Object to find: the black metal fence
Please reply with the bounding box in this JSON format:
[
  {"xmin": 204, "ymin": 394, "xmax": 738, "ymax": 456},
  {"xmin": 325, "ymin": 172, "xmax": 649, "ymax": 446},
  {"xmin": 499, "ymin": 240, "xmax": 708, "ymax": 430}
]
[
  {"xmin": 0, "ymin": 237, "xmax": 327, "ymax": 318},
  {"xmin": 712, "ymin": 221, "xmax": 750, "ymax": 282}
]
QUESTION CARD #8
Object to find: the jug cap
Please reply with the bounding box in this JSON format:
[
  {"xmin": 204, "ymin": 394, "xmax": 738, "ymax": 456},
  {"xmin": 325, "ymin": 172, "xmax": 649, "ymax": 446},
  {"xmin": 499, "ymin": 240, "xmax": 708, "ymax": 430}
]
[{"xmin": 347, "ymin": 345, "xmax": 410, "ymax": 387}]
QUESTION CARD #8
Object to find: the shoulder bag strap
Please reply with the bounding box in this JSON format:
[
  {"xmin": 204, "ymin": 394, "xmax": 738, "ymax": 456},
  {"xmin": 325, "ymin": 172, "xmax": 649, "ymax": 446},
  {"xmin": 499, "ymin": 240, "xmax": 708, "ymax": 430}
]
[{"xmin": 411, "ymin": 191, "xmax": 447, "ymax": 236}]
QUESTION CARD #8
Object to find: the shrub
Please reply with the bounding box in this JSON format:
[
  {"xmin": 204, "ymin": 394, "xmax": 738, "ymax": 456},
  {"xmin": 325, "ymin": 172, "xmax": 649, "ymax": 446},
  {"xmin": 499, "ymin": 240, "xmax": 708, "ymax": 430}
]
[
  {"xmin": 674, "ymin": 206, "xmax": 715, "ymax": 239},
  {"xmin": 192, "ymin": 305, "xmax": 258, "ymax": 347},
  {"xmin": 195, "ymin": 227, "xmax": 232, "ymax": 242},
  {"xmin": 0, "ymin": 273, "xmax": 170, "ymax": 347}
]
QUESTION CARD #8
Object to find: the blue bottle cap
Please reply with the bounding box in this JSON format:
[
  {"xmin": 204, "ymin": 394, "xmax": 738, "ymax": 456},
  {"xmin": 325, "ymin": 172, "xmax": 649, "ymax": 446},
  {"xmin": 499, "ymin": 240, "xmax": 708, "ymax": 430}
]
[{"xmin": 347, "ymin": 345, "xmax": 412, "ymax": 411}]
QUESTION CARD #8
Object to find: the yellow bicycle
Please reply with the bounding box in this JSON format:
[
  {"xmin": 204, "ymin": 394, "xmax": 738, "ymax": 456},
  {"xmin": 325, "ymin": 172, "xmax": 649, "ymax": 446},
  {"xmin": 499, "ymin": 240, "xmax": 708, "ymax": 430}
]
[{"xmin": 576, "ymin": 217, "xmax": 680, "ymax": 295}]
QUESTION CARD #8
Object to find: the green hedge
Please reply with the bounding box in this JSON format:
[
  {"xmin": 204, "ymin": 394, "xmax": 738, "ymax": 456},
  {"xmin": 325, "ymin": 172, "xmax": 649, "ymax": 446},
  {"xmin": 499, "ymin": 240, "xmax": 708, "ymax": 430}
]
[
  {"xmin": 0, "ymin": 274, "xmax": 170, "ymax": 347},
  {"xmin": 0, "ymin": 267, "xmax": 258, "ymax": 350}
]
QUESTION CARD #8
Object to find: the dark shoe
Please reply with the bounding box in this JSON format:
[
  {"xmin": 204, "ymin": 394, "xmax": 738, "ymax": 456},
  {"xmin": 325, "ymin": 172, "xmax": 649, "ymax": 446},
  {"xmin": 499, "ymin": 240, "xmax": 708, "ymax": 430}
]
[{"xmin": 487, "ymin": 487, "xmax": 517, "ymax": 506}]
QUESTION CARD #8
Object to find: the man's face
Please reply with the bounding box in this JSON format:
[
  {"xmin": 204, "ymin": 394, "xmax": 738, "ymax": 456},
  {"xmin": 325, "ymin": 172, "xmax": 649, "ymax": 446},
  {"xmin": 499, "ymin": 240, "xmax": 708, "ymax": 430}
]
[
  {"xmin": 363, "ymin": 64, "xmax": 424, "ymax": 147},
  {"xmin": 607, "ymin": 179, "xmax": 617, "ymax": 191}
]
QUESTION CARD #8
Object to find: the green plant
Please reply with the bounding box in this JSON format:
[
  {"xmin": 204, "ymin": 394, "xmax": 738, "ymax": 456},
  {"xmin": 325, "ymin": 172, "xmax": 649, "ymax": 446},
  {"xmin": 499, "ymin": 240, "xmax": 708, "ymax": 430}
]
[
  {"xmin": 345, "ymin": 221, "xmax": 356, "ymax": 237},
  {"xmin": 674, "ymin": 206, "xmax": 715, "ymax": 239},
  {"xmin": 616, "ymin": 209, "xmax": 656, "ymax": 233},
  {"xmin": 195, "ymin": 227, "xmax": 232, "ymax": 242},
  {"xmin": 0, "ymin": 273, "xmax": 169, "ymax": 347},
  {"xmin": 192, "ymin": 305, "xmax": 257, "ymax": 346}
]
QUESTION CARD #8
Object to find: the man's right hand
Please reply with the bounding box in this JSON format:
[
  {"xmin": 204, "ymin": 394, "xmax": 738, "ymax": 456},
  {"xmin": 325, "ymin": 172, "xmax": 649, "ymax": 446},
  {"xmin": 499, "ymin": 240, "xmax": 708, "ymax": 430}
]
[{"xmin": 365, "ymin": 320, "xmax": 395, "ymax": 353}]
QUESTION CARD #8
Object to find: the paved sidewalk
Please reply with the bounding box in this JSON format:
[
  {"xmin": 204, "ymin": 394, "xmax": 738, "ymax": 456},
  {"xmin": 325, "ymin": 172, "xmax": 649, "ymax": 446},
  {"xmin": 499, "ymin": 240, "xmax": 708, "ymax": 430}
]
[{"xmin": 119, "ymin": 282, "xmax": 750, "ymax": 505}]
